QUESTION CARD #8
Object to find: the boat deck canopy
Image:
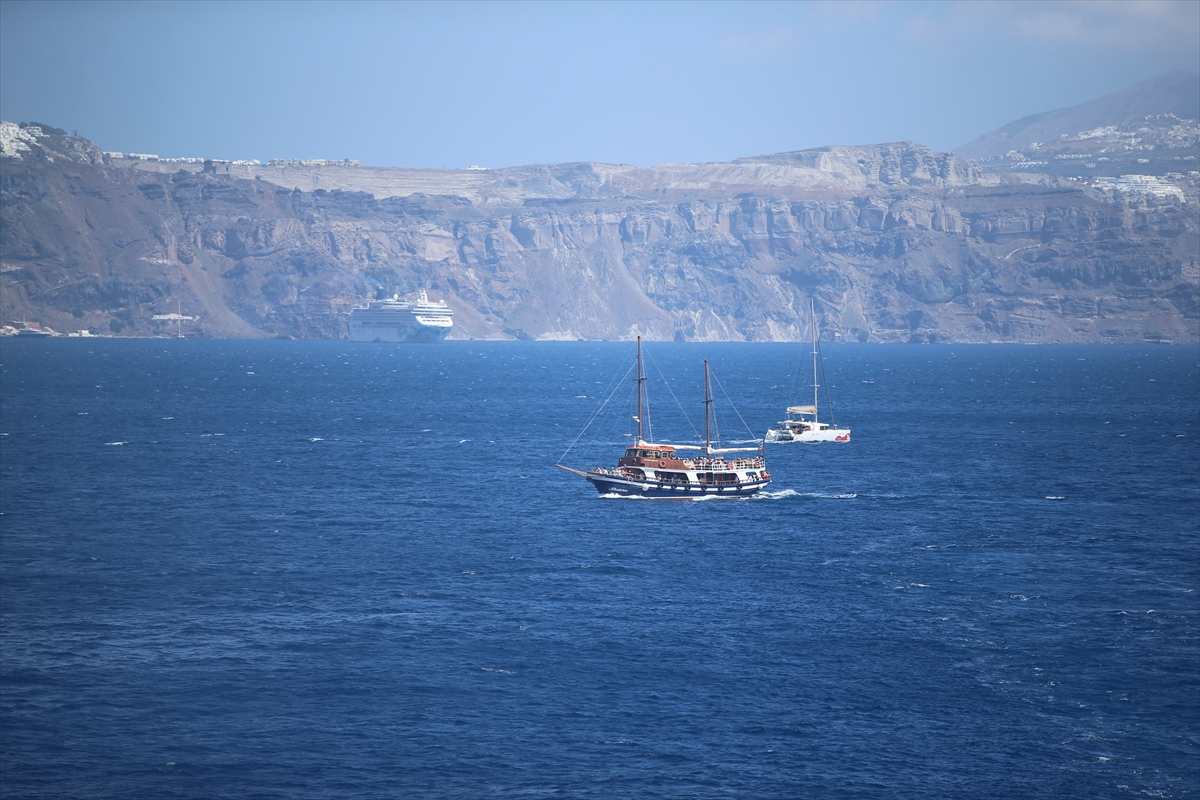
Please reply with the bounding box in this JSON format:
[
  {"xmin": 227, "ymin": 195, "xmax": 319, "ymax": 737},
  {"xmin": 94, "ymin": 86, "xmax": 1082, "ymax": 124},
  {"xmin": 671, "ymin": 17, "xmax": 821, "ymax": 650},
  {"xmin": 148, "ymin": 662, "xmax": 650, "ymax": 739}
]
[
  {"xmin": 787, "ymin": 405, "xmax": 818, "ymax": 415},
  {"xmin": 634, "ymin": 442, "xmax": 705, "ymax": 451}
]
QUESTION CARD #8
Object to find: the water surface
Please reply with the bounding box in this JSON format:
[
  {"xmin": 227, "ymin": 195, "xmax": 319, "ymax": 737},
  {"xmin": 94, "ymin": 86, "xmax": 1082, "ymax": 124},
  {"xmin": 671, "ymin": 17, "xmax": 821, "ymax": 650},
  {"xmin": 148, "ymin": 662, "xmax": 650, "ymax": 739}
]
[{"xmin": 2, "ymin": 341, "xmax": 1197, "ymax": 798}]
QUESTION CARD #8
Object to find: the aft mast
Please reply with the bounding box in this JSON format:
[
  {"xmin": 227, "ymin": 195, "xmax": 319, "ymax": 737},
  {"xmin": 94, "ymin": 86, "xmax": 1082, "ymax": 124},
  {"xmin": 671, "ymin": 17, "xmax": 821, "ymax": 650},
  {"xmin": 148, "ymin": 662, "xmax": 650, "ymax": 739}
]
[
  {"xmin": 704, "ymin": 360, "xmax": 712, "ymax": 455},
  {"xmin": 636, "ymin": 336, "xmax": 646, "ymax": 444}
]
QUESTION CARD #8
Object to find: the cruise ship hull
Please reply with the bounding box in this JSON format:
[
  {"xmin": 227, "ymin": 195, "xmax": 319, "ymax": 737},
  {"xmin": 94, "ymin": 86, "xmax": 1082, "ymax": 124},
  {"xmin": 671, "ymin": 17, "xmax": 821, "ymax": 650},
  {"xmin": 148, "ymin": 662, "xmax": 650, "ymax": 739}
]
[{"xmin": 347, "ymin": 323, "xmax": 451, "ymax": 343}]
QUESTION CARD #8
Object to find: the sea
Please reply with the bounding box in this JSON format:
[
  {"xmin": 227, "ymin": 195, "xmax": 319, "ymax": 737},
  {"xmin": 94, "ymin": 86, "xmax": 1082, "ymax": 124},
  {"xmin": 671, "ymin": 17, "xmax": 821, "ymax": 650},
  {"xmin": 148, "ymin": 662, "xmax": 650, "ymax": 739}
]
[{"xmin": 1, "ymin": 339, "xmax": 1197, "ymax": 799}]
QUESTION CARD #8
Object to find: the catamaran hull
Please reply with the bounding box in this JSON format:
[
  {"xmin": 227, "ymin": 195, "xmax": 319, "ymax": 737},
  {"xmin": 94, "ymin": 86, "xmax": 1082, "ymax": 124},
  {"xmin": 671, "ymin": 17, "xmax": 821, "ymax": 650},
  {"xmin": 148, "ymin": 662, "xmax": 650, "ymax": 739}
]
[
  {"xmin": 766, "ymin": 428, "xmax": 851, "ymax": 443},
  {"xmin": 586, "ymin": 474, "xmax": 770, "ymax": 498}
]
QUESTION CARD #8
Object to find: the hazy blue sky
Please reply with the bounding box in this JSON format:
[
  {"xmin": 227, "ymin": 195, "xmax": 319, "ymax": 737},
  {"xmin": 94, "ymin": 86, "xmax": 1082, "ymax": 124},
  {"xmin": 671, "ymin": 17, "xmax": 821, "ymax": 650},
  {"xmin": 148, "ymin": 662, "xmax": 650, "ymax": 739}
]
[{"xmin": 1, "ymin": 0, "xmax": 1197, "ymax": 168}]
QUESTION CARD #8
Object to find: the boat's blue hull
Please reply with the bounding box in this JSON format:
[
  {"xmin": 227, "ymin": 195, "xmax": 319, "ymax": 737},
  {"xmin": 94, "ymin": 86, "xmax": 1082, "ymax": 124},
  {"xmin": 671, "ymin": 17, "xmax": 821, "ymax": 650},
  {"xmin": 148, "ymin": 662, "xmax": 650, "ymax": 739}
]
[{"xmin": 586, "ymin": 474, "xmax": 768, "ymax": 498}]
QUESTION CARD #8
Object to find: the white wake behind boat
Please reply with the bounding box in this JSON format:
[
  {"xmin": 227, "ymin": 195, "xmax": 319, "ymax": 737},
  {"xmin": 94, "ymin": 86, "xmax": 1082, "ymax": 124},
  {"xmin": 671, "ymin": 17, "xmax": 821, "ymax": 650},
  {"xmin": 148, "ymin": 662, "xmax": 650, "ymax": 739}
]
[{"xmin": 766, "ymin": 298, "xmax": 851, "ymax": 444}]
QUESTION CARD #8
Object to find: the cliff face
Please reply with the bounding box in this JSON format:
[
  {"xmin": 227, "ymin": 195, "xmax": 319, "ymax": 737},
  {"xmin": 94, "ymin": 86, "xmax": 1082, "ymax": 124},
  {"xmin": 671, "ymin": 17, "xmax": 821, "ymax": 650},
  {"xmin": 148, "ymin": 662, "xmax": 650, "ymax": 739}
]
[{"xmin": 2, "ymin": 126, "xmax": 1197, "ymax": 343}]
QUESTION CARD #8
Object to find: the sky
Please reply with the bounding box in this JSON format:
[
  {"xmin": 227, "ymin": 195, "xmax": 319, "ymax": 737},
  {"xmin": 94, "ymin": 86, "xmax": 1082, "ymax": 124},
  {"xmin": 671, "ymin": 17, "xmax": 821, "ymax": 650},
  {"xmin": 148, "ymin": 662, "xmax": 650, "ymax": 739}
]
[{"xmin": 1, "ymin": 0, "xmax": 1197, "ymax": 169}]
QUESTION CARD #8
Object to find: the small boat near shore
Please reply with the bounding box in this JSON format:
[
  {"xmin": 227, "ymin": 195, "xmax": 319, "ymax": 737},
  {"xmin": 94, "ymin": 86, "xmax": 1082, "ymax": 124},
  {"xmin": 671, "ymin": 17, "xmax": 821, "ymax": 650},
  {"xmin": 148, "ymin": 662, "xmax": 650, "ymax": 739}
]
[{"xmin": 557, "ymin": 338, "xmax": 770, "ymax": 498}]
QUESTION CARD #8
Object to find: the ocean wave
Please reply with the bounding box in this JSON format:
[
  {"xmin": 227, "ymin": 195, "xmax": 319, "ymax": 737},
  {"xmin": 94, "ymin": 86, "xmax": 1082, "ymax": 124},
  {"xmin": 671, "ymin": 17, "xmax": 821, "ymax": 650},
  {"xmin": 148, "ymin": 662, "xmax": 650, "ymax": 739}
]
[
  {"xmin": 597, "ymin": 492, "xmax": 724, "ymax": 502},
  {"xmin": 754, "ymin": 489, "xmax": 801, "ymax": 500},
  {"xmin": 752, "ymin": 489, "xmax": 857, "ymax": 501}
]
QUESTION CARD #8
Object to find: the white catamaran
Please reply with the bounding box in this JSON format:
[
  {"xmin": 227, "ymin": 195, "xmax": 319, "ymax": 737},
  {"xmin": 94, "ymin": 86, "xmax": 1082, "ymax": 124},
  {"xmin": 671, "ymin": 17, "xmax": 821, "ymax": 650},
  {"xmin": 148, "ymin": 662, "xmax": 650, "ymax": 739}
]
[
  {"xmin": 557, "ymin": 338, "xmax": 770, "ymax": 498},
  {"xmin": 766, "ymin": 298, "xmax": 851, "ymax": 443}
]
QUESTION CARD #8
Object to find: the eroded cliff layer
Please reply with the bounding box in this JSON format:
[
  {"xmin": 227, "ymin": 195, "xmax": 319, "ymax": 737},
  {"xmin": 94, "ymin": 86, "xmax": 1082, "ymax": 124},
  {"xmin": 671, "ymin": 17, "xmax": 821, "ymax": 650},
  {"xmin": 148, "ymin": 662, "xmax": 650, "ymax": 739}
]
[{"xmin": 2, "ymin": 127, "xmax": 1197, "ymax": 342}]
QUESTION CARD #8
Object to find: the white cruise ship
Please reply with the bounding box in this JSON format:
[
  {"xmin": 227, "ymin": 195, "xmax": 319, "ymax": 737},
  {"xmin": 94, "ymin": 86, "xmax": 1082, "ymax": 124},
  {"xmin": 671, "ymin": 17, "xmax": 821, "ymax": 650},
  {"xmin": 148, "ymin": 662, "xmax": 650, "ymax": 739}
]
[{"xmin": 347, "ymin": 291, "xmax": 453, "ymax": 343}]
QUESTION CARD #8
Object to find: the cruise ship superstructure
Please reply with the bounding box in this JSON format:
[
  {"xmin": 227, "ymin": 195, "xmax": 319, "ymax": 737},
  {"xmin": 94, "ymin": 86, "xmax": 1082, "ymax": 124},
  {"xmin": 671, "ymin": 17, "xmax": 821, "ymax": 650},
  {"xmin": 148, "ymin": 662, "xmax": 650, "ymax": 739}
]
[{"xmin": 348, "ymin": 291, "xmax": 453, "ymax": 343}]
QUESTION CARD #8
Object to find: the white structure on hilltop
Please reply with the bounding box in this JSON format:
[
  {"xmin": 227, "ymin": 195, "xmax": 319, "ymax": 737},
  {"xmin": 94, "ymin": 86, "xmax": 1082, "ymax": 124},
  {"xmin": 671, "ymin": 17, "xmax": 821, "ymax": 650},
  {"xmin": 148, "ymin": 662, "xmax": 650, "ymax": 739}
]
[
  {"xmin": 1093, "ymin": 175, "xmax": 1186, "ymax": 201},
  {"xmin": 0, "ymin": 122, "xmax": 43, "ymax": 159},
  {"xmin": 267, "ymin": 158, "xmax": 361, "ymax": 167},
  {"xmin": 104, "ymin": 153, "xmax": 260, "ymax": 166}
]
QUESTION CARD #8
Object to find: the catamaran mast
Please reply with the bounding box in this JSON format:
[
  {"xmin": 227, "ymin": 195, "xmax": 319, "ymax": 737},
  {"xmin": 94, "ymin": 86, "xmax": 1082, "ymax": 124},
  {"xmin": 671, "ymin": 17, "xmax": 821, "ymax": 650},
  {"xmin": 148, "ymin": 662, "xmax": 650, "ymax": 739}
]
[
  {"xmin": 704, "ymin": 359, "xmax": 712, "ymax": 455},
  {"xmin": 811, "ymin": 297, "xmax": 820, "ymax": 424}
]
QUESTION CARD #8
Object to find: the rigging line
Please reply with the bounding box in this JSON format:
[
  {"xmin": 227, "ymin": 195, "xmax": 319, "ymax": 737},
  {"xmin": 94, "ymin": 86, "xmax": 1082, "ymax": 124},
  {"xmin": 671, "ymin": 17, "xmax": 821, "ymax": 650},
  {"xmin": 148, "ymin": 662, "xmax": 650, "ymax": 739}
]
[
  {"xmin": 644, "ymin": 347, "xmax": 701, "ymax": 442},
  {"xmin": 816, "ymin": 335, "xmax": 836, "ymax": 427},
  {"xmin": 785, "ymin": 309, "xmax": 811, "ymax": 405},
  {"xmin": 710, "ymin": 368, "xmax": 760, "ymax": 442},
  {"xmin": 557, "ymin": 356, "xmax": 637, "ymax": 464},
  {"xmin": 562, "ymin": 356, "xmax": 636, "ymax": 462}
]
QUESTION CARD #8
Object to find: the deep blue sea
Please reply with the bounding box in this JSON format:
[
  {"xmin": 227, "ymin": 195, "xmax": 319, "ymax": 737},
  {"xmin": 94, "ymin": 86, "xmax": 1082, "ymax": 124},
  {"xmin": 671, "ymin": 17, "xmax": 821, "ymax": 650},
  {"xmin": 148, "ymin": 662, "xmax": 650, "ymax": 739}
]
[{"xmin": 1, "ymin": 340, "xmax": 1197, "ymax": 799}]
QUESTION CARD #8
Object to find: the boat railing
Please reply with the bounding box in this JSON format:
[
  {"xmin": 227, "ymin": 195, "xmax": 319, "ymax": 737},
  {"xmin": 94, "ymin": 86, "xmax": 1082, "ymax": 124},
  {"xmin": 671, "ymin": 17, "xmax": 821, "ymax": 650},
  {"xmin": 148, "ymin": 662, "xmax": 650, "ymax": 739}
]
[
  {"xmin": 685, "ymin": 457, "xmax": 765, "ymax": 471},
  {"xmin": 589, "ymin": 458, "xmax": 764, "ymax": 478}
]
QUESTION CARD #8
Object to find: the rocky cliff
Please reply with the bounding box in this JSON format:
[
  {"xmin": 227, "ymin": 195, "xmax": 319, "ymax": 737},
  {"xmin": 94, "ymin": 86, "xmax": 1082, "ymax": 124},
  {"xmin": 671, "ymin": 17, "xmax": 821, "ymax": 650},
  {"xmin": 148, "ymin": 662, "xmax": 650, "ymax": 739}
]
[{"xmin": 2, "ymin": 123, "xmax": 1197, "ymax": 343}]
